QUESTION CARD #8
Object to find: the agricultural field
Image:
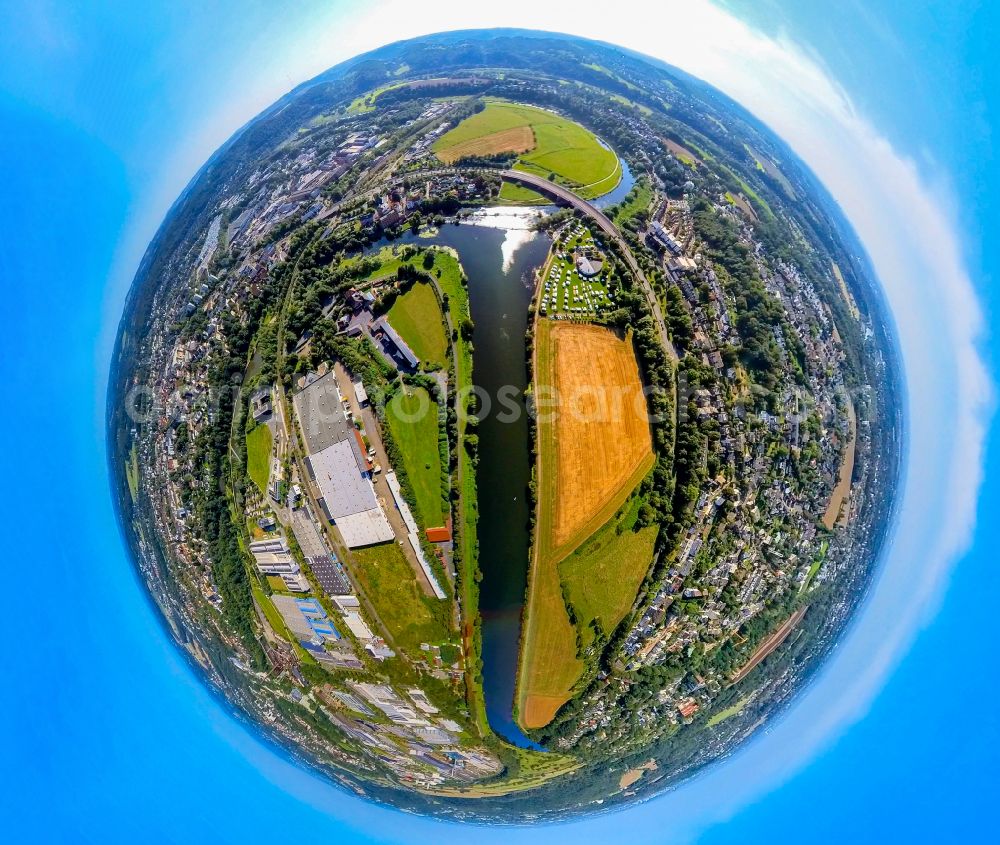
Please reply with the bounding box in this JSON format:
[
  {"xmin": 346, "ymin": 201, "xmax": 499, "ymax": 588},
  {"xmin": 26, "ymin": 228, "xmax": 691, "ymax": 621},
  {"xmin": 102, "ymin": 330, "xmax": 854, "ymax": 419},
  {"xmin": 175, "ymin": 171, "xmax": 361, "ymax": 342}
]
[
  {"xmin": 560, "ymin": 503, "xmax": 658, "ymax": 648},
  {"xmin": 347, "ymin": 81, "xmax": 407, "ymax": 114},
  {"xmin": 245, "ymin": 423, "xmax": 273, "ymax": 494},
  {"xmin": 125, "ymin": 442, "xmax": 139, "ymax": 502},
  {"xmin": 352, "ymin": 543, "xmax": 454, "ymax": 659},
  {"xmin": 386, "ymin": 386, "xmax": 447, "ymax": 528},
  {"xmin": 832, "ymin": 261, "xmax": 861, "ymax": 321},
  {"xmin": 517, "ymin": 555, "xmax": 581, "ymax": 730},
  {"xmin": 536, "ymin": 322, "xmax": 654, "ymax": 554},
  {"xmin": 518, "ymin": 322, "xmax": 654, "ymax": 729},
  {"xmin": 725, "ymin": 191, "xmax": 759, "ymax": 222},
  {"xmin": 434, "ymin": 102, "xmax": 539, "ymax": 161},
  {"xmin": 610, "ymin": 93, "xmax": 652, "ymax": 116},
  {"xmin": 663, "ymin": 137, "xmax": 702, "ymax": 167},
  {"xmin": 718, "ymin": 162, "xmax": 774, "ymax": 221},
  {"xmin": 434, "ymin": 101, "xmax": 620, "ymax": 199},
  {"xmin": 437, "ymin": 124, "xmax": 534, "ymax": 162},
  {"xmin": 538, "ymin": 221, "xmax": 617, "ymax": 319},
  {"xmin": 744, "ymin": 143, "xmax": 797, "ymax": 200},
  {"xmin": 386, "ymin": 281, "xmax": 448, "ymax": 369},
  {"xmin": 823, "ymin": 395, "xmax": 857, "ymax": 530}
]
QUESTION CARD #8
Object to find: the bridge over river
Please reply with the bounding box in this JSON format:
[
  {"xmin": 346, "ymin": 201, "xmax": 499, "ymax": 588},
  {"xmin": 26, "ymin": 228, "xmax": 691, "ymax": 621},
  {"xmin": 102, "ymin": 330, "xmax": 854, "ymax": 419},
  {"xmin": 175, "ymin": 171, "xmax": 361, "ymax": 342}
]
[{"xmin": 500, "ymin": 169, "xmax": 679, "ymax": 364}]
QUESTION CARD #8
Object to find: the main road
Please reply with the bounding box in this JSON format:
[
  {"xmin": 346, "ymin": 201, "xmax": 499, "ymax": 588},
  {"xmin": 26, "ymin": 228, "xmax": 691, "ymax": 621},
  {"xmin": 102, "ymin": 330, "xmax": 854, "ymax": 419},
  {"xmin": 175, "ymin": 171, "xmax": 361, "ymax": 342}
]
[{"xmin": 500, "ymin": 169, "xmax": 679, "ymax": 364}]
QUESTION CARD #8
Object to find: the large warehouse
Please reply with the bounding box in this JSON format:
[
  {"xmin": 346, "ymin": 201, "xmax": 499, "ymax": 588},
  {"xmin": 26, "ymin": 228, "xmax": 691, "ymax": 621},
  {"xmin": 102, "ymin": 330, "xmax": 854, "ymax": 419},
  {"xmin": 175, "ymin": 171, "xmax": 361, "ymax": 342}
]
[{"xmin": 294, "ymin": 372, "xmax": 394, "ymax": 548}]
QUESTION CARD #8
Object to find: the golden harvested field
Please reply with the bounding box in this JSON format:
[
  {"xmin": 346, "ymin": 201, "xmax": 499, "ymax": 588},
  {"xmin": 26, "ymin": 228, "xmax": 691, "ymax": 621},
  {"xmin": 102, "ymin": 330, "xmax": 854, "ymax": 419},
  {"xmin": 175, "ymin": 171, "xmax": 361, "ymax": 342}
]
[
  {"xmin": 435, "ymin": 125, "xmax": 535, "ymax": 163},
  {"xmin": 522, "ymin": 691, "xmax": 570, "ymax": 731},
  {"xmin": 517, "ymin": 321, "xmax": 653, "ymax": 730},
  {"xmin": 823, "ymin": 395, "xmax": 857, "ymax": 530},
  {"xmin": 542, "ymin": 323, "xmax": 654, "ymax": 553},
  {"xmin": 434, "ymin": 101, "xmax": 619, "ymax": 197}
]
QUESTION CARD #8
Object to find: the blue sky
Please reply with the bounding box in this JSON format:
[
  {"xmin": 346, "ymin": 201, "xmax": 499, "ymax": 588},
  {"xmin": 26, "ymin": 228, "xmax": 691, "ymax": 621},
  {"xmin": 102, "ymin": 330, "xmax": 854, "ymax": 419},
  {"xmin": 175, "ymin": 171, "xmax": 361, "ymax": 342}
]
[{"xmin": 0, "ymin": 1, "xmax": 996, "ymax": 841}]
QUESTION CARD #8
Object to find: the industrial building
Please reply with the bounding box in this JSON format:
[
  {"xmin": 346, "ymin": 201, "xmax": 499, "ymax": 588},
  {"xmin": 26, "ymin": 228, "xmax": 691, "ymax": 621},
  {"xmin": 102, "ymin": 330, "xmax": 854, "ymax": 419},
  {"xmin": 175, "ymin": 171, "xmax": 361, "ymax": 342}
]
[
  {"xmin": 293, "ymin": 372, "xmax": 395, "ymax": 548},
  {"xmin": 271, "ymin": 594, "xmax": 341, "ymax": 644},
  {"xmin": 372, "ymin": 316, "xmax": 420, "ymax": 371},
  {"xmin": 248, "ymin": 537, "xmax": 309, "ymax": 592}
]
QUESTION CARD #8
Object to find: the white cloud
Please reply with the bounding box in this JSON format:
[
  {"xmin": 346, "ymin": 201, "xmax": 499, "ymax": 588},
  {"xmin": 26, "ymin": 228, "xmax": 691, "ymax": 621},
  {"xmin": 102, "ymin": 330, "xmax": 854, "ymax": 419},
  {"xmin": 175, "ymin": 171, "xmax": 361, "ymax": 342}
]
[{"xmin": 103, "ymin": 1, "xmax": 990, "ymax": 839}]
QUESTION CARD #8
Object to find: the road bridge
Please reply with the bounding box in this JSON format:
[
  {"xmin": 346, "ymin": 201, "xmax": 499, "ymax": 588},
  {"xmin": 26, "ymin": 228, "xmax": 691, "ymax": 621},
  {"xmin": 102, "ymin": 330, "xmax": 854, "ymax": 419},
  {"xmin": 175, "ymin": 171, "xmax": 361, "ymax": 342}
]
[{"xmin": 500, "ymin": 170, "xmax": 678, "ymax": 364}]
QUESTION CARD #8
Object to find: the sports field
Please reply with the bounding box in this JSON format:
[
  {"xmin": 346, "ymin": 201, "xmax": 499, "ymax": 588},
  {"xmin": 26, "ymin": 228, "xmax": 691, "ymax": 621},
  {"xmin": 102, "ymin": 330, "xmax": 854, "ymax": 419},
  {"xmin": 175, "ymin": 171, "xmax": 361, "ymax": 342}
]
[
  {"xmin": 386, "ymin": 281, "xmax": 448, "ymax": 369},
  {"xmin": 517, "ymin": 322, "xmax": 654, "ymax": 729},
  {"xmin": 386, "ymin": 386, "xmax": 447, "ymax": 528},
  {"xmin": 434, "ymin": 101, "xmax": 620, "ymax": 199},
  {"xmin": 246, "ymin": 423, "xmax": 272, "ymax": 494}
]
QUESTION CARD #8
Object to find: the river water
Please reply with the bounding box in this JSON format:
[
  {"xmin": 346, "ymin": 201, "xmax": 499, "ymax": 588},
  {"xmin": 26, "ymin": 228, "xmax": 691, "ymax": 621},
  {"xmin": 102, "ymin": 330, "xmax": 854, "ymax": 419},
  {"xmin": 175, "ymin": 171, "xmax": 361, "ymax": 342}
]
[
  {"xmin": 381, "ymin": 159, "xmax": 633, "ymax": 747},
  {"xmin": 387, "ymin": 214, "xmax": 548, "ymax": 746}
]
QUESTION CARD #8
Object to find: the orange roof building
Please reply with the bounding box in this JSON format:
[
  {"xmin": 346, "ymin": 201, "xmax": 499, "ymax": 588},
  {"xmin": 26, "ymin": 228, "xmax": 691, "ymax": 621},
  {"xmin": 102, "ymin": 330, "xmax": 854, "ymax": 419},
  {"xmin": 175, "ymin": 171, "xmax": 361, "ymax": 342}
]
[
  {"xmin": 677, "ymin": 699, "xmax": 700, "ymax": 720},
  {"xmin": 425, "ymin": 525, "xmax": 452, "ymax": 543}
]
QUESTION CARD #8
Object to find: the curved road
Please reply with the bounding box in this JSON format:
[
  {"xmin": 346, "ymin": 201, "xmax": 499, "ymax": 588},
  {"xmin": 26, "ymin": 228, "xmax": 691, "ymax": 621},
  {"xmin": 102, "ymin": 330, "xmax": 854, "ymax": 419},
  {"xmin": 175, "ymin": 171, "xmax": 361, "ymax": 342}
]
[
  {"xmin": 328, "ymin": 165, "xmax": 678, "ymax": 364},
  {"xmin": 500, "ymin": 169, "xmax": 678, "ymax": 364}
]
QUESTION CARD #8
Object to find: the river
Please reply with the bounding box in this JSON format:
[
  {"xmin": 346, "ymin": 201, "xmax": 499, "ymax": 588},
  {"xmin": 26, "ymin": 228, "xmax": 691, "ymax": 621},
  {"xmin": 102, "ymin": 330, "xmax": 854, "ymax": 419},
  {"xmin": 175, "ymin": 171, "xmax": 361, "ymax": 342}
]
[
  {"xmin": 379, "ymin": 159, "xmax": 633, "ymax": 747},
  {"xmin": 385, "ymin": 213, "xmax": 548, "ymax": 746}
]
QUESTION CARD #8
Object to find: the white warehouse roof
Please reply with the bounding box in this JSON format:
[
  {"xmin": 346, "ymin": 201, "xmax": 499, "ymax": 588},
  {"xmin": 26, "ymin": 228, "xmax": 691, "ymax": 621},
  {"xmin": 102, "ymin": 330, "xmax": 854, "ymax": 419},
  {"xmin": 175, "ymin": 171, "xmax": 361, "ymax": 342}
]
[
  {"xmin": 309, "ymin": 439, "xmax": 378, "ymax": 519},
  {"xmin": 336, "ymin": 508, "xmax": 394, "ymax": 548}
]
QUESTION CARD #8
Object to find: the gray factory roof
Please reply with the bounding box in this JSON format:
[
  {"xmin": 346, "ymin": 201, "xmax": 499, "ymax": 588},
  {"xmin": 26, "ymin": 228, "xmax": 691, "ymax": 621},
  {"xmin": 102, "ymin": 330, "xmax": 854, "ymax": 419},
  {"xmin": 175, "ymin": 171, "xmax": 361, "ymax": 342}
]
[
  {"xmin": 336, "ymin": 507, "xmax": 395, "ymax": 548},
  {"xmin": 293, "ymin": 372, "xmax": 355, "ymax": 454}
]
